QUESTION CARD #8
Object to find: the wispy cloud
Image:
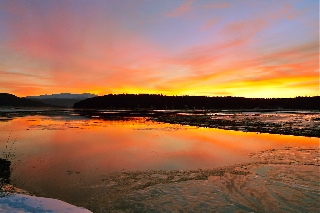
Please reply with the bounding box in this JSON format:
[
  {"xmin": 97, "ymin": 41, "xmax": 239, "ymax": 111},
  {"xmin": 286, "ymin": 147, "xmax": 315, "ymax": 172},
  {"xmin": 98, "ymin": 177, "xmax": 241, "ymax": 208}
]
[
  {"xmin": 202, "ymin": 2, "xmax": 231, "ymax": 9},
  {"xmin": 201, "ymin": 18, "xmax": 220, "ymax": 30},
  {"xmin": 165, "ymin": 0, "xmax": 194, "ymax": 17},
  {"xmin": 0, "ymin": 0, "xmax": 318, "ymax": 97}
]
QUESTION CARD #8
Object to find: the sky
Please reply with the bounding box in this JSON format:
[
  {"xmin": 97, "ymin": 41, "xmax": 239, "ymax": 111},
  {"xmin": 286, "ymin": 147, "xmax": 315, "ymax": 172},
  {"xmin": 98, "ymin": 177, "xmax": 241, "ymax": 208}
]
[{"xmin": 0, "ymin": 0, "xmax": 318, "ymax": 98}]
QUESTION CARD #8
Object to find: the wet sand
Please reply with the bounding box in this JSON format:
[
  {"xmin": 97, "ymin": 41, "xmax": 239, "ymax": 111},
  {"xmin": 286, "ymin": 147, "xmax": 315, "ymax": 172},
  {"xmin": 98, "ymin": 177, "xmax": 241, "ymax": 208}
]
[
  {"xmin": 80, "ymin": 147, "xmax": 319, "ymax": 212},
  {"xmin": 1, "ymin": 147, "xmax": 319, "ymax": 212}
]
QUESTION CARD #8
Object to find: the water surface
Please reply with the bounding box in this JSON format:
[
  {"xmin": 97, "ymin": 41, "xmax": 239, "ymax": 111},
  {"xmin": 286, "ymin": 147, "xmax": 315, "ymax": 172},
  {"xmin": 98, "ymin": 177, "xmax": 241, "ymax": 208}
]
[{"xmin": 0, "ymin": 112, "xmax": 318, "ymax": 207}]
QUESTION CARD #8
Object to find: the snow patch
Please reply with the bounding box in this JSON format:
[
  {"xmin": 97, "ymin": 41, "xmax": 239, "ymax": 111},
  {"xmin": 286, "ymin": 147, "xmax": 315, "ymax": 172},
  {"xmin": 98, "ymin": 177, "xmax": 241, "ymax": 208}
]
[{"xmin": 0, "ymin": 194, "xmax": 92, "ymax": 213}]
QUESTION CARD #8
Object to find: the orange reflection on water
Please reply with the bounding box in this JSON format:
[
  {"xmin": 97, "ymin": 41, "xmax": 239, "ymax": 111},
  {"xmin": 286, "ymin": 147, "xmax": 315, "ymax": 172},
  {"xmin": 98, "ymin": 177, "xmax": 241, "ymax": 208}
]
[
  {"xmin": 0, "ymin": 116, "xmax": 319, "ymax": 170},
  {"xmin": 0, "ymin": 115, "xmax": 318, "ymax": 203},
  {"xmin": 1, "ymin": 115, "xmax": 318, "ymax": 174}
]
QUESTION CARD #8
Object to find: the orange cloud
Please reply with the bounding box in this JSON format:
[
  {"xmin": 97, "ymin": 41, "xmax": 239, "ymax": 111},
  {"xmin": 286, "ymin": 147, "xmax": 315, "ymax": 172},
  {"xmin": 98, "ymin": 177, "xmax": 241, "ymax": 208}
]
[
  {"xmin": 0, "ymin": 0, "xmax": 318, "ymax": 98},
  {"xmin": 0, "ymin": 1, "xmax": 169, "ymax": 96}
]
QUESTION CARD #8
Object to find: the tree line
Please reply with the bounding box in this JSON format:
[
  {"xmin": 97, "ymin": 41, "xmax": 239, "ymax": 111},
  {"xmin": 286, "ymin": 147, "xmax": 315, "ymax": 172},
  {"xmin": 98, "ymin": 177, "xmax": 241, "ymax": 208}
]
[
  {"xmin": 0, "ymin": 93, "xmax": 50, "ymax": 107},
  {"xmin": 73, "ymin": 94, "xmax": 320, "ymax": 110}
]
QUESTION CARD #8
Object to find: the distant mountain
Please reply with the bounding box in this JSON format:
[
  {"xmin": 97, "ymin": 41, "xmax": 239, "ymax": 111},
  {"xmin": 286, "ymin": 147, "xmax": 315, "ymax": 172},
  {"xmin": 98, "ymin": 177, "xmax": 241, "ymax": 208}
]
[
  {"xmin": 26, "ymin": 93, "xmax": 97, "ymax": 108},
  {"xmin": 73, "ymin": 94, "xmax": 320, "ymax": 110},
  {"xmin": 0, "ymin": 93, "xmax": 51, "ymax": 107},
  {"xmin": 26, "ymin": 93, "xmax": 96, "ymax": 99}
]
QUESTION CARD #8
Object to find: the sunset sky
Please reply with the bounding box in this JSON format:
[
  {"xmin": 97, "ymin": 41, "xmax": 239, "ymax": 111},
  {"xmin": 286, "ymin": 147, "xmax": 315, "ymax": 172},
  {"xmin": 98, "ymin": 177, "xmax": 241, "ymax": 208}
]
[{"xmin": 0, "ymin": 0, "xmax": 318, "ymax": 98}]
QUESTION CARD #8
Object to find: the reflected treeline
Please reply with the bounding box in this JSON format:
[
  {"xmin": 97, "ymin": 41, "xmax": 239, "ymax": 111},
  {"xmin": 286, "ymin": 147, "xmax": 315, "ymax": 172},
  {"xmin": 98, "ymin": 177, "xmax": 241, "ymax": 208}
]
[
  {"xmin": 0, "ymin": 109, "xmax": 79, "ymax": 121},
  {"xmin": 74, "ymin": 94, "xmax": 320, "ymax": 110}
]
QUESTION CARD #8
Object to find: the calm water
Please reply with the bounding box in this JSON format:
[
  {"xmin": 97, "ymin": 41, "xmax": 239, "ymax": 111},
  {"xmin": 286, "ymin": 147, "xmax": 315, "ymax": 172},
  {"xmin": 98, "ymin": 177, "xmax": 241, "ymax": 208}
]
[{"xmin": 0, "ymin": 112, "xmax": 318, "ymax": 207}]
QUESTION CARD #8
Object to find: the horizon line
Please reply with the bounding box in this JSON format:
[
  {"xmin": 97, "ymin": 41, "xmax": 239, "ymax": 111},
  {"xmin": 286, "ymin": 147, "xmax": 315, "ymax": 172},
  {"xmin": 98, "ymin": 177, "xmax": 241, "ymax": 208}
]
[{"xmin": 1, "ymin": 92, "xmax": 317, "ymax": 99}]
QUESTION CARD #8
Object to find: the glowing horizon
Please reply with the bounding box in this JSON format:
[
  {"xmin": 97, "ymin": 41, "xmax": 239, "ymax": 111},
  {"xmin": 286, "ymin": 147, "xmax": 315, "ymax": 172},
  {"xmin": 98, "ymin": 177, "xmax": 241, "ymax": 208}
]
[{"xmin": 0, "ymin": 0, "xmax": 318, "ymax": 98}]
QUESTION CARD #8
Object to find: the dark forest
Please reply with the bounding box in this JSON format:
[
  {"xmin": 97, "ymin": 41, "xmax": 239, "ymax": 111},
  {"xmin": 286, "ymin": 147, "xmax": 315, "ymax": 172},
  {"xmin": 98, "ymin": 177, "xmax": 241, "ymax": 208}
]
[{"xmin": 73, "ymin": 94, "xmax": 320, "ymax": 110}]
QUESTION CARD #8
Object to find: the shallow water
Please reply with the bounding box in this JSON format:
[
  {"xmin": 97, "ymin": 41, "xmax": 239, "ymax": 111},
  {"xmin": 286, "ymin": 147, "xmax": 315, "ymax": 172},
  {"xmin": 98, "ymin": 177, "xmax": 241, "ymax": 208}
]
[{"xmin": 0, "ymin": 111, "xmax": 318, "ymax": 210}]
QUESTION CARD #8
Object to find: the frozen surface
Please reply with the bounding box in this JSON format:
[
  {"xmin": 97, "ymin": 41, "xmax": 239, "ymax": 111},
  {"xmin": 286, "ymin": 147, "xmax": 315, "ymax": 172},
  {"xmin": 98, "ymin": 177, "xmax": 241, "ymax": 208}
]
[{"xmin": 0, "ymin": 193, "xmax": 92, "ymax": 213}]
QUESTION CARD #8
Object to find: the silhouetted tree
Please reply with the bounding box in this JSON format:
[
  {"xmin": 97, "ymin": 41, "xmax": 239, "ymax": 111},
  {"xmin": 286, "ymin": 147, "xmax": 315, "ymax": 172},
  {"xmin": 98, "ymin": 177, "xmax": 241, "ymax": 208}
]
[{"xmin": 73, "ymin": 94, "xmax": 320, "ymax": 110}]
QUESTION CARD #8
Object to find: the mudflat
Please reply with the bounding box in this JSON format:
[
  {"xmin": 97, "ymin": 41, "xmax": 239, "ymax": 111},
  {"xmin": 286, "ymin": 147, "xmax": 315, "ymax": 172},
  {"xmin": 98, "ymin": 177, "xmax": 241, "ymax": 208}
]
[
  {"xmin": 153, "ymin": 111, "xmax": 320, "ymax": 138},
  {"xmin": 82, "ymin": 147, "xmax": 319, "ymax": 212}
]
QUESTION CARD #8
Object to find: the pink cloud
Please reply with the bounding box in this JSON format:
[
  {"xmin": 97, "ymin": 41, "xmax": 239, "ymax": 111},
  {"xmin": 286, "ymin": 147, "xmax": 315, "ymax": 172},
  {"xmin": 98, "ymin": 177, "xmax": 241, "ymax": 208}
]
[
  {"xmin": 201, "ymin": 18, "xmax": 220, "ymax": 30},
  {"xmin": 0, "ymin": 1, "xmax": 169, "ymax": 96},
  {"xmin": 0, "ymin": 0, "xmax": 317, "ymax": 98},
  {"xmin": 202, "ymin": 2, "xmax": 231, "ymax": 9},
  {"xmin": 165, "ymin": 0, "xmax": 194, "ymax": 17}
]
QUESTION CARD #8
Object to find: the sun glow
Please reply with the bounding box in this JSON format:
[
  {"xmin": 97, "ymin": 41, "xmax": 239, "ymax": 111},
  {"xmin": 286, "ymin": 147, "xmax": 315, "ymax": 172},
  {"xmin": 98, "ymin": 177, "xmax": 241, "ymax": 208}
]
[{"xmin": 0, "ymin": 0, "xmax": 318, "ymax": 98}]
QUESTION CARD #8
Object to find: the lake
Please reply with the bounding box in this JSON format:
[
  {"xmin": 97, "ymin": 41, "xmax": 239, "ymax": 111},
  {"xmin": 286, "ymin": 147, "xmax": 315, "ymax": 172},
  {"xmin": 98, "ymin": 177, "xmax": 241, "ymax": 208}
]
[{"xmin": 0, "ymin": 110, "xmax": 318, "ymax": 211}]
